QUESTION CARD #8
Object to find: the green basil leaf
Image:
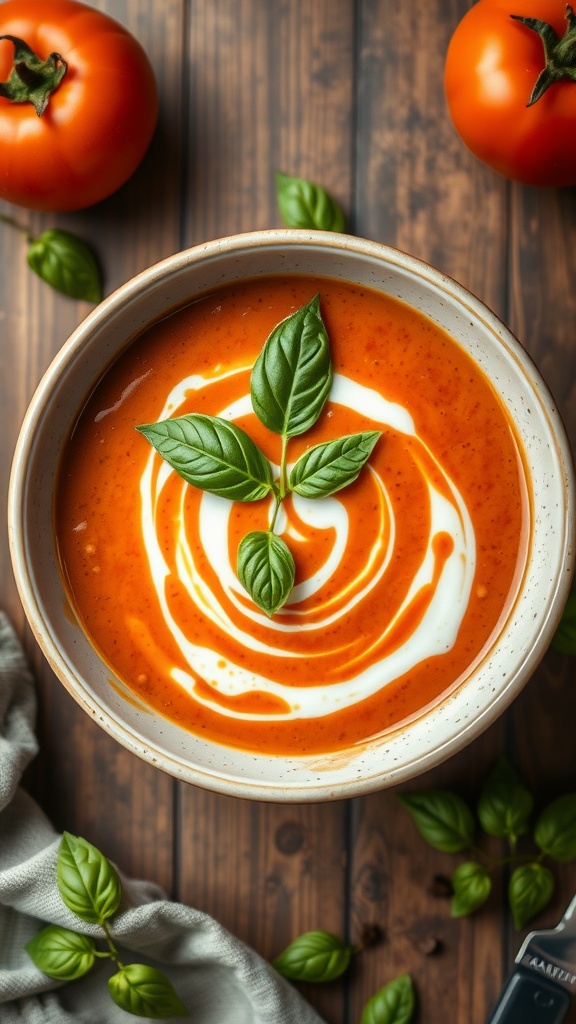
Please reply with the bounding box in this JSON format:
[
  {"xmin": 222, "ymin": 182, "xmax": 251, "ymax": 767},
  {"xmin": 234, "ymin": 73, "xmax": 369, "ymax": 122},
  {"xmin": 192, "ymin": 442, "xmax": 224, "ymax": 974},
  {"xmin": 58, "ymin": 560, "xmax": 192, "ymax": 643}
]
[
  {"xmin": 272, "ymin": 930, "xmax": 355, "ymax": 982},
  {"xmin": 290, "ymin": 430, "xmax": 382, "ymax": 498},
  {"xmin": 250, "ymin": 295, "xmax": 332, "ymax": 438},
  {"xmin": 26, "ymin": 925, "xmax": 96, "ymax": 981},
  {"xmin": 237, "ymin": 530, "xmax": 295, "ymax": 616},
  {"xmin": 477, "ymin": 756, "xmax": 533, "ymax": 847},
  {"xmin": 450, "ymin": 862, "xmax": 492, "ymax": 917},
  {"xmin": 534, "ymin": 793, "xmax": 576, "ymax": 861},
  {"xmin": 397, "ymin": 790, "xmax": 475, "ymax": 853},
  {"xmin": 108, "ymin": 963, "xmax": 189, "ymax": 1019},
  {"xmin": 137, "ymin": 414, "xmax": 274, "ymax": 502},
  {"xmin": 509, "ymin": 863, "xmax": 554, "ymax": 930},
  {"xmin": 276, "ymin": 171, "xmax": 345, "ymax": 232},
  {"xmin": 26, "ymin": 228, "xmax": 102, "ymax": 303},
  {"xmin": 57, "ymin": 832, "xmax": 122, "ymax": 924},
  {"xmin": 360, "ymin": 973, "xmax": 416, "ymax": 1024},
  {"xmin": 551, "ymin": 592, "xmax": 576, "ymax": 654}
]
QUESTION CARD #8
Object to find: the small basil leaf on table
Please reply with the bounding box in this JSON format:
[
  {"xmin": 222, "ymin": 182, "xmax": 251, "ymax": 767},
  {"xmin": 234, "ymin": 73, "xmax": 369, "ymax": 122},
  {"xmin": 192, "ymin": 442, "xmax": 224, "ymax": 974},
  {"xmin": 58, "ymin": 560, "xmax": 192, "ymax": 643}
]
[
  {"xmin": 108, "ymin": 963, "xmax": 189, "ymax": 1018},
  {"xmin": 551, "ymin": 591, "xmax": 576, "ymax": 654},
  {"xmin": 26, "ymin": 228, "xmax": 102, "ymax": 302},
  {"xmin": 57, "ymin": 832, "xmax": 122, "ymax": 924},
  {"xmin": 26, "ymin": 925, "xmax": 96, "ymax": 981},
  {"xmin": 360, "ymin": 973, "xmax": 416, "ymax": 1024},
  {"xmin": 509, "ymin": 863, "xmax": 555, "ymax": 930},
  {"xmin": 276, "ymin": 171, "xmax": 345, "ymax": 232},
  {"xmin": 137, "ymin": 414, "xmax": 274, "ymax": 502},
  {"xmin": 237, "ymin": 530, "xmax": 295, "ymax": 617},
  {"xmin": 272, "ymin": 930, "xmax": 355, "ymax": 982},
  {"xmin": 250, "ymin": 294, "xmax": 332, "ymax": 437},
  {"xmin": 290, "ymin": 430, "xmax": 382, "ymax": 498},
  {"xmin": 397, "ymin": 790, "xmax": 475, "ymax": 853},
  {"xmin": 534, "ymin": 792, "xmax": 576, "ymax": 861},
  {"xmin": 450, "ymin": 861, "xmax": 492, "ymax": 917},
  {"xmin": 477, "ymin": 755, "xmax": 533, "ymax": 847}
]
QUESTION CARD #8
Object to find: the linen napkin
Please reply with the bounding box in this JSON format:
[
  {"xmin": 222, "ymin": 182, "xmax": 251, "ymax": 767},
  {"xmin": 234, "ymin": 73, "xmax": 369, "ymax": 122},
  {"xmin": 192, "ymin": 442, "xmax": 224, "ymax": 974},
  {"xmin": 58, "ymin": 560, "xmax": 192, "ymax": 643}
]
[{"xmin": 0, "ymin": 612, "xmax": 326, "ymax": 1024}]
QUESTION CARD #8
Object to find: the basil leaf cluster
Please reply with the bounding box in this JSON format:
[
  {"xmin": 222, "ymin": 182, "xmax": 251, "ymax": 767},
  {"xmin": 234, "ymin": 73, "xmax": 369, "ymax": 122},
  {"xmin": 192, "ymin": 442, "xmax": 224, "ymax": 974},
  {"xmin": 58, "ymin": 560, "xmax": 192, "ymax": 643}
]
[
  {"xmin": 398, "ymin": 756, "xmax": 576, "ymax": 929},
  {"xmin": 138, "ymin": 295, "xmax": 382, "ymax": 616},
  {"xmin": 26, "ymin": 833, "xmax": 188, "ymax": 1019}
]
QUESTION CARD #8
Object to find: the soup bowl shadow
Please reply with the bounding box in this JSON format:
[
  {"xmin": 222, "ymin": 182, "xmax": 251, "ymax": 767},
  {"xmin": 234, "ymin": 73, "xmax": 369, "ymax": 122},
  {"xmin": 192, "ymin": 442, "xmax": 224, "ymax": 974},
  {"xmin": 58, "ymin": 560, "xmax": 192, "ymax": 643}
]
[{"xmin": 8, "ymin": 230, "xmax": 575, "ymax": 801}]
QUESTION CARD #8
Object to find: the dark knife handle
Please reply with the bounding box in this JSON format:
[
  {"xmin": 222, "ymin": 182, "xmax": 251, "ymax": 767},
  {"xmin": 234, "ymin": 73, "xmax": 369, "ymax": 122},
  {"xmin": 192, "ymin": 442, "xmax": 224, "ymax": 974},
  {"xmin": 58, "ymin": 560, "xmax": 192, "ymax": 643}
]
[{"xmin": 486, "ymin": 968, "xmax": 571, "ymax": 1024}]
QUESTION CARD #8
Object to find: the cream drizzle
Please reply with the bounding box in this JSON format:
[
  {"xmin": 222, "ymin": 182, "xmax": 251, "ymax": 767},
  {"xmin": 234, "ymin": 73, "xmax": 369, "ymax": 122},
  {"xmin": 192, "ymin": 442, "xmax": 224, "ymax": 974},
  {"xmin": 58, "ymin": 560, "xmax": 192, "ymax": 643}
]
[{"xmin": 138, "ymin": 370, "xmax": 476, "ymax": 721}]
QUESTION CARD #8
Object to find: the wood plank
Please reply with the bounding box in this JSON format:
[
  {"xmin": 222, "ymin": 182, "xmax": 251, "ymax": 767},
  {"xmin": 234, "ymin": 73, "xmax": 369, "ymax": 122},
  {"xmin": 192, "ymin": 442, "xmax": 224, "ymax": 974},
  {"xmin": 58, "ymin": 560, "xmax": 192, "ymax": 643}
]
[
  {"xmin": 351, "ymin": 2, "xmax": 513, "ymax": 1021},
  {"xmin": 3, "ymin": 0, "xmax": 186, "ymax": 892},
  {"xmin": 506, "ymin": 181, "xmax": 576, "ymax": 998},
  {"xmin": 177, "ymin": 3, "xmax": 355, "ymax": 1021}
]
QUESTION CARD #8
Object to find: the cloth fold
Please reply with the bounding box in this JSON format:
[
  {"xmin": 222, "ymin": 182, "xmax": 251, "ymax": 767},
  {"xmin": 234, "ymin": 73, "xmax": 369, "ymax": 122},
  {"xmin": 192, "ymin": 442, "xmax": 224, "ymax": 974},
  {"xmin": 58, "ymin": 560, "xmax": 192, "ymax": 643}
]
[{"xmin": 0, "ymin": 613, "xmax": 325, "ymax": 1023}]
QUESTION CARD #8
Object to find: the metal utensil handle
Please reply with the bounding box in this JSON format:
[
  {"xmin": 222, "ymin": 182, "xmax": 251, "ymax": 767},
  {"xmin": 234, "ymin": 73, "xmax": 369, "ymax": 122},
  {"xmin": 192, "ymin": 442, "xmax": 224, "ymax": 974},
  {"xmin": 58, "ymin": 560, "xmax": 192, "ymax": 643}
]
[{"xmin": 486, "ymin": 968, "xmax": 571, "ymax": 1024}]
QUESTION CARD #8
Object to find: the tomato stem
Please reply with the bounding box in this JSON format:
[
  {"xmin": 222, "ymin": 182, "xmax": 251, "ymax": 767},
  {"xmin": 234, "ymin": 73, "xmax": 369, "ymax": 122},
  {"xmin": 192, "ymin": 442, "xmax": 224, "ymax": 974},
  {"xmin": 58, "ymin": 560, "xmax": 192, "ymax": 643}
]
[
  {"xmin": 0, "ymin": 35, "xmax": 67, "ymax": 116},
  {"xmin": 511, "ymin": 5, "xmax": 576, "ymax": 105}
]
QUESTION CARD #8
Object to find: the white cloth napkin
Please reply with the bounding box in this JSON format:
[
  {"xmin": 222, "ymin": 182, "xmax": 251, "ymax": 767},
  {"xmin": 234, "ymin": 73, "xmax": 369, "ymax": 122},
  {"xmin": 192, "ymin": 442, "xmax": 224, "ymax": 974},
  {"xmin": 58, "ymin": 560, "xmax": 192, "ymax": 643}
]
[{"xmin": 0, "ymin": 613, "xmax": 326, "ymax": 1024}]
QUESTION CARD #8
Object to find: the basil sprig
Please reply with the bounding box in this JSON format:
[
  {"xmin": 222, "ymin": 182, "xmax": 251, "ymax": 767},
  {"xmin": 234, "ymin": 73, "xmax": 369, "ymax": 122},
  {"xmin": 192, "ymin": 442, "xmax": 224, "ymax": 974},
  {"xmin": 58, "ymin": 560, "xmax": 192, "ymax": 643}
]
[
  {"xmin": 26, "ymin": 833, "xmax": 188, "ymax": 1019},
  {"xmin": 0, "ymin": 213, "xmax": 102, "ymax": 302},
  {"xmin": 276, "ymin": 171, "xmax": 345, "ymax": 232},
  {"xmin": 138, "ymin": 295, "xmax": 381, "ymax": 616},
  {"xmin": 398, "ymin": 756, "xmax": 576, "ymax": 929}
]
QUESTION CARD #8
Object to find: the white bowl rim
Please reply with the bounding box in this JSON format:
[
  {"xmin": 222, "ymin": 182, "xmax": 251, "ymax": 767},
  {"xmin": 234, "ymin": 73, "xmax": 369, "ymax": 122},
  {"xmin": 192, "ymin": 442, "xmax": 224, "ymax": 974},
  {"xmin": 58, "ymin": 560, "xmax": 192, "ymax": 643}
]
[{"xmin": 8, "ymin": 228, "xmax": 576, "ymax": 801}]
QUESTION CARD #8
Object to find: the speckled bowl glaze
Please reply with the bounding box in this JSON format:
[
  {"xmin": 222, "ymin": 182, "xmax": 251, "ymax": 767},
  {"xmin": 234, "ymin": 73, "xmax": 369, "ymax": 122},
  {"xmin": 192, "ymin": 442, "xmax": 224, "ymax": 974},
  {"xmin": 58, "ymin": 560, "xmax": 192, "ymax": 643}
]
[{"xmin": 8, "ymin": 231, "xmax": 575, "ymax": 800}]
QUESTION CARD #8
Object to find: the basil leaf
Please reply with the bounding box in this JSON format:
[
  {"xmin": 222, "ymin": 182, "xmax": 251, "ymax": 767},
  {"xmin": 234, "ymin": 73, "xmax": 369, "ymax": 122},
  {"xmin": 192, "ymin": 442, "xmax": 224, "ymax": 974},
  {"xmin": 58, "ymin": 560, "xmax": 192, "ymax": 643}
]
[
  {"xmin": 137, "ymin": 414, "xmax": 274, "ymax": 502},
  {"xmin": 237, "ymin": 530, "xmax": 295, "ymax": 616},
  {"xmin": 534, "ymin": 793, "xmax": 576, "ymax": 861},
  {"xmin": 276, "ymin": 171, "xmax": 345, "ymax": 232},
  {"xmin": 290, "ymin": 430, "xmax": 382, "ymax": 498},
  {"xmin": 272, "ymin": 930, "xmax": 355, "ymax": 982},
  {"xmin": 250, "ymin": 295, "xmax": 332, "ymax": 438},
  {"xmin": 26, "ymin": 925, "xmax": 96, "ymax": 981},
  {"xmin": 397, "ymin": 790, "xmax": 475, "ymax": 853},
  {"xmin": 551, "ymin": 592, "xmax": 576, "ymax": 654},
  {"xmin": 477, "ymin": 756, "xmax": 533, "ymax": 847},
  {"xmin": 57, "ymin": 832, "xmax": 122, "ymax": 924},
  {"xmin": 509, "ymin": 863, "xmax": 554, "ymax": 930},
  {"xmin": 360, "ymin": 973, "xmax": 416, "ymax": 1024},
  {"xmin": 26, "ymin": 228, "xmax": 102, "ymax": 303},
  {"xmin": 450, "ymin": 862, "xmax": 492, "ymax": 917},
  {"xmin": 108, "ymin": 963, "xmax": 189, "ymax": 1019}
]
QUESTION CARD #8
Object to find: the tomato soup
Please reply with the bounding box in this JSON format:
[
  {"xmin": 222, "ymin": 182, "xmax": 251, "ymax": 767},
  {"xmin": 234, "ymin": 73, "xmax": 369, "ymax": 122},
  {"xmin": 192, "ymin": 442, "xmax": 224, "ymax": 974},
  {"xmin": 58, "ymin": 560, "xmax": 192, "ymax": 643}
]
[{"xmin": 55, "ymin": 276, "xmax": 529, "ymax": 755}]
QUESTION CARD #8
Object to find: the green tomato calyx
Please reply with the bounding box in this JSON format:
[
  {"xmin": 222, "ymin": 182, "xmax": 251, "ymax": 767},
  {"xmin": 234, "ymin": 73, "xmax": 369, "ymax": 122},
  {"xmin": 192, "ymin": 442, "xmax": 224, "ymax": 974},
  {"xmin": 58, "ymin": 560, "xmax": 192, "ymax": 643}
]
[
  {"xmin": 0, "ymin": 35, "xmax": 68, "ymax": 116},
  {"xmin": 511, "ymin": 5, "xmax": 576, "ymax": 105}
]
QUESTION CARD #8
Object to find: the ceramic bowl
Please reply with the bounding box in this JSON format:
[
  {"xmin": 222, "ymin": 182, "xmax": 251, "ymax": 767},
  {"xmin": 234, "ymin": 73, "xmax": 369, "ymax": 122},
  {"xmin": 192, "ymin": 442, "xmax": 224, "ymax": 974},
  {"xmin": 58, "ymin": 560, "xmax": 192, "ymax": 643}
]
[{"xmin": 8, "ymin": 230, "xmax": 575, "ymax": 800}]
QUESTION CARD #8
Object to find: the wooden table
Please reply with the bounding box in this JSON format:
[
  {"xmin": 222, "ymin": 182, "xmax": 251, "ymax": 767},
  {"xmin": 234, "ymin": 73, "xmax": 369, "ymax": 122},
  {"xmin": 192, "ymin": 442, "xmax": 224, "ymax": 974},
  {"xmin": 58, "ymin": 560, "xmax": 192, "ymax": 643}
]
[{"xmin": 2, "ymin": 2, "xmax": 576, "ymax": 1021}]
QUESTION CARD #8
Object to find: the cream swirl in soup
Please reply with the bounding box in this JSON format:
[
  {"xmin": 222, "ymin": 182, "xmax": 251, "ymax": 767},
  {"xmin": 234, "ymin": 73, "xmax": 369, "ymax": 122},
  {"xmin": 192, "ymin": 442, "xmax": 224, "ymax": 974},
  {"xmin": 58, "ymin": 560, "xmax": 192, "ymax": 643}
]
[
  {"xmin": 56, "ymin": 276, "xmax": 528, "ymax": 754},
  {"xmin": 141, "ymin": 368, "xmax": 476, "ymax": 721}
]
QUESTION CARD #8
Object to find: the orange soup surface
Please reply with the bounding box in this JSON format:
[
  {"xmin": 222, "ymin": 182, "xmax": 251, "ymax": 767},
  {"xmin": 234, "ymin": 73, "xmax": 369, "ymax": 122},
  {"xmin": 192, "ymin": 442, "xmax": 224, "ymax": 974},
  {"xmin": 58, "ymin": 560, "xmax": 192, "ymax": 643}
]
[{"xmin": 55, "ymin": 276, "xmax": 529, "ymax": 755}]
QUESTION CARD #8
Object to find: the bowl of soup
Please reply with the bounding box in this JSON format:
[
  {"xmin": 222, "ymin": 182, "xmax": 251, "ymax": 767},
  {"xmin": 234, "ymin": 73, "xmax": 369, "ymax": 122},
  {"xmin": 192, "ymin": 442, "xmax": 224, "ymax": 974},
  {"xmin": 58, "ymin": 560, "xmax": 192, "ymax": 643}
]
[{"xmin": 8, "ymin": 230, "xmax": 575, "ymax": 800}]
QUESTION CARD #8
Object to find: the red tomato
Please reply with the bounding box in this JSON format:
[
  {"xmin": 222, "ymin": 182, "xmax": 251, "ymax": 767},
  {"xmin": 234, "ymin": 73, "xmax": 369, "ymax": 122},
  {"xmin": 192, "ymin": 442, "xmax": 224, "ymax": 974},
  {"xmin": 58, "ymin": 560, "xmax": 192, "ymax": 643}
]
[
  {"xmin": 444, "ymin": 1, "xmax": 576, "ymax": 186},
  {"xmin": 0, "ymin": 0, "xmax": 158, "ymax": 211}
]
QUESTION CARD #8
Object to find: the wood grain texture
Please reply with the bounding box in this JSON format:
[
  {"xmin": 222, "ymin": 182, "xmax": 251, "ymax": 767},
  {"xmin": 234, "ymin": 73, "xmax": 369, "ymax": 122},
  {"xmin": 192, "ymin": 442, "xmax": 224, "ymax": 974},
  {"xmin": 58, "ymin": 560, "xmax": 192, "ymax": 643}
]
[{"xmin": 1, "ymin": 1, "xmax": 575, "ymax": 1022}]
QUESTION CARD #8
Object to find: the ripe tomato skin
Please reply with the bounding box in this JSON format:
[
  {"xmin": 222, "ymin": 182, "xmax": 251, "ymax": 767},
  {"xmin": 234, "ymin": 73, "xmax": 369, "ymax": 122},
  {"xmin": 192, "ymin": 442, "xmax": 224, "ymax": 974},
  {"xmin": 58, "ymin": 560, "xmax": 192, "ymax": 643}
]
[
  {"xmin": 0, "ymin": 0, "xmax": 158, "ymax": 211},
  {"xmin": 444, "ymin": 0, "xmax": 576, "ymax": 187}
]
